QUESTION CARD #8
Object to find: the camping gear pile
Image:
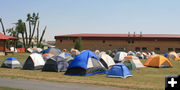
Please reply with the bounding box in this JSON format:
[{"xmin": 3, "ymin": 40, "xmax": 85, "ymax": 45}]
[{"xmin": 1, "ymin": 48, "xmax": 177, "ymax": 79}]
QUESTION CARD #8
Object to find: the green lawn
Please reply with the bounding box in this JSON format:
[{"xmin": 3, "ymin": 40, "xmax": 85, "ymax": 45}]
[
  {"xmin": 0, "ymin": 86, "xmax": 23, "ymax": 90},
  {"xmin": 0, "ymin": 53, "xmax": 180, "ymax": 90}
]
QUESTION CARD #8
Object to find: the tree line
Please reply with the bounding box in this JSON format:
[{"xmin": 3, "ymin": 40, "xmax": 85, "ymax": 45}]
[{"xmin": 0, "ymin": 12, "xmax": 47, "ymax": 51}]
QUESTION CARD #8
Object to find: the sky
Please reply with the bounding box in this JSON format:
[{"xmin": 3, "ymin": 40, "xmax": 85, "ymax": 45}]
[{"xmin": 0, "ymin": 0, "xmax": 180, "ymax": 41}]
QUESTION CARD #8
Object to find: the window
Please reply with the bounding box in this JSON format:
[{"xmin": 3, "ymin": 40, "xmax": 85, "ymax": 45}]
[
  {"xmin": 135, "ymin": 47, "xmax": 140, "ymax": 51},
  {"xmin": 168, "ymin": 48, "xmax": 173, "ymax": 52},
  {"xmin": 73, "ymin": 40, "xmax": 75, "ymax": 43},
  {"xmin": 142, "ymin": 47, "xmax": 147, "ymax": 51},
  {"xmin": 128, "ymin": 40, "xmax": 131, "ymax": 44},
  {"xmin": 155, "ymin": 48, "xmax": 160, "ymax": 54},
  {"xmin": 175, "ymin": 48, "xmax": 180, "ymax": 53},
  {"xmin": 102, "ymin": 40, "xmax": 106, "ymax": 43},
  {"xmin": 60, "ymin": 40, "xmax": 62, "ymax": 43},
  {"xmin": 132, "ymin": 40, "xmax": 134, "ymax": 44},
  {"xmin": 155, "ymin": 48, "xmax": 160, "ymax": 51}
]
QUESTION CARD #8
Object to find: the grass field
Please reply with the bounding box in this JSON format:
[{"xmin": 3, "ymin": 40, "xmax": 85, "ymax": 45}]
[
  {"xmin": 0, "ymin": 86, "xmax": 23, "ymax": 90},
  {"xmin": 0, "ymin": 53, "xmax": 180, "ymax": 90}
]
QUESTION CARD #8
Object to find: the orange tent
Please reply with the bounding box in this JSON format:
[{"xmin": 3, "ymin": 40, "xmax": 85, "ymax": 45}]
[{"xmin": 144, "ymin": 55, "xmax": 172, "ymax": 68}]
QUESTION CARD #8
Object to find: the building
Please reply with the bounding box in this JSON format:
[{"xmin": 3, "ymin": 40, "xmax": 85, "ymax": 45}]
[
  {"xmin": 55, "ymin": 33, "xmax": 180, "ymax": 53},
  {"xmin": 0, "ymin": 32, "xmax": 17, "ymax": 55}
]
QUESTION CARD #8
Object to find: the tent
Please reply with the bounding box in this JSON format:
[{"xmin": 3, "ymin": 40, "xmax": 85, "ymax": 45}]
[
  {"xmin": 142, "ymin": 52, "xmax": 149, "ymax": 59},
  {"xmin": 23, "ymin": 53, "xmax": 45, "ymax": 70},
  {"xmin": 95, "ymin": 50, "xmax": 100, "ymax": 58},
  {"xmin": 123, "ymin": 60, "xmax": 136, "ymax": 70},
  {"xmin": 59, "ymin": 52, "xmax": 71, "ymax": 59},
  {"xmin": 127, "ymin": 51, "xmax": 136, "ymax": 56},
  {"xmin": 99, "ymin": 53, "xmax": 115, "ymax": 69},
  {"xmin": 42, "ymin": 56, "xmax": 68, "ymax": 72},
  {"xmin": 107, "ymin": 63, "xmax": 132, "ymax": 78},
  {"xmin": 136, "ymin": 52, "xmax": 144, "ymax": 59},
  {"xmin": 114, "ymin": 52, "xmax": 127, "ymax": 62},
  {"xmin": 42, "ymin": 53, "xmax": 54, "ymax": 61},
  {"xmin": 124, "ymin": 56, "xmax": 145, "ymax": 68},
  {"xmin": 164, "ymin": 53, "xmax": 168, "ymax": 57},
  {"xmin": 144, "ymin": 55, "xmax": 172, "ymax": 68},
  {"xmin": 167, "ymin": 51, "xmax": 180, "ymax": 61},
  {"xmin": 65, "ymin": 50, "xmax": 107, "ymax": 76},
  {"xmin": 1, "ymin": 57, "xmax": 22, "ymax": 68},
  {"xmin": 71, "ymin": 49, "xmax": 80, "ymax": 57},
  {"xmin": 41, "ymin": 48, "xmax": 61, "ymax": 56}
]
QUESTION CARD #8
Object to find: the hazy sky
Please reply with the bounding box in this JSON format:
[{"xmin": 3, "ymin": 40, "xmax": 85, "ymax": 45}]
[{"xmin": 1, "ymin": 0, "xmax": 180, "ymax": 41}]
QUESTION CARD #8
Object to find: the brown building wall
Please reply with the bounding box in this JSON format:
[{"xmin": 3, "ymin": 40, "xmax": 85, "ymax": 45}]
[
  {"xmin": 0, "ymin": 40, "xmax": 5, "ymax": 52},
  {"xmin": 55, "ymin": 38, "xmax": 180, "ymax": 53}
]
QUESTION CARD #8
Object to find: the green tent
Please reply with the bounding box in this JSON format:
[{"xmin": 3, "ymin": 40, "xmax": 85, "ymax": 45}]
[{"xmin": 123, "ymin": 60, "xmax": 136, "ymax": 70}]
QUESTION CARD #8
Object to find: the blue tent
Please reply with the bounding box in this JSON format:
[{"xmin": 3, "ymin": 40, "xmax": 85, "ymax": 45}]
[
  {"xmin": 65, "ymin": 50, "xmax": 107, "ymax": 76},
  {"xmin": 164, "ymin": 53, "xmax": 168, "ymax": 57},
  {"xmin": 1, "ymin": 57, "xmax": 22, "ymax": 68},
  {"xmin": 41, "ymin": 48, "xmax": 61, "ymax": 55},
  {"xmin": 107, "ymin": 63, "xmax": 132, "ymax": 78},
  {"xmin": 7, "ymin": 57, "xmax": 17, "ymax": 60}
]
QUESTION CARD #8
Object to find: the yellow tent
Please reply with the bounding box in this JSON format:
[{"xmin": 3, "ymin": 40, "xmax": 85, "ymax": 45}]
[
  {"xmin": 168, "ymin": 51, "xmax": 180, "ymax": 61},
  {"xmin": 144, "ymin": 55, "xmax": 172, "ymax": 68}
]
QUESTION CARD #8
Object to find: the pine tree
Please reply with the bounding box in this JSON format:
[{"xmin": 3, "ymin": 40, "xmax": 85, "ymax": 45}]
[{"xmin": 74, "ymin": 37, "xmax": 82, "ymax": 51}]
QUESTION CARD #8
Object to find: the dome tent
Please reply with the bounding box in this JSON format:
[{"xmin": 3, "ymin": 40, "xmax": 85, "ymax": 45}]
[
  {"xmin": 144, "ymin": 55, "xmax": 172, "ymax": 68},
  {"xmin": 1, "ymin": 57, "xmax": 22, "ymax": 69},
  {"xmin": 65, "ymin": 50, "xmax": 107, "ymax": 76},
  {"xmin": 42, "ymin": 56, "xmax": 68, "ymax": 72},
  {"xmin": 107, "ymin": 63, "xmax": 132, "ymax": 78},
  {"xmin": 167, "ymin": 51, "xmax": 180, "ymax": 61},
  {"xmin": 124, "ymin": 55, "xmax": 144, "ymax": 68},
  {"xmin": 123, "ymin": 60, "xmax": 136, "ymax": 70},
  {"xmin": 41, "ymin": 48, "xmax": 61, "ymax": 56},
  {"xmin": 23, "ymin": 53, "xmax": 45, "ymax": 70},
  {"xmin": 114, "ymin": 51, "xmax": 127, "ymax": 62},
  {"xmin": 99, "ymin": 53, "xmax": 115, "ymax": 69}
]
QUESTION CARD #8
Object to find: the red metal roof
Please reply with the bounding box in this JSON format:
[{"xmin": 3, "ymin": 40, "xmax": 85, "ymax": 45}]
[
  {"xmin": 0, "ymin": 32, "xmax": 17, "ymax": 40},
  {"xmin": 55, "ymin": 33, "xmax": 180, "ymax": 38}
]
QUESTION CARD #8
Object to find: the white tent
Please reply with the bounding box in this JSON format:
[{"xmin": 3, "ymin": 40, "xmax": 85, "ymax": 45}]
[
  {"xmin": 23, "ymin": 53, "xmax": 45, "ymax": 70},
  {"xmin": 99, "ymin": 53, "xmax": 115, "ymax": 69},
  {"xmin": 114, "ymin": 51, "xmax": 127, "ymax": 62}
]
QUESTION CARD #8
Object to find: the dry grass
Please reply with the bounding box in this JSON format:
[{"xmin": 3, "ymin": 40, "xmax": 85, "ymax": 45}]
[{"xmin": 0, "ymin": 53, "xmax": 180, "ymax": 90}]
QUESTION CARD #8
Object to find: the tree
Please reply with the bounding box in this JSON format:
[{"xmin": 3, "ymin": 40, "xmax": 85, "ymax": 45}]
[
  {"xmin": 6, "ymin": 28, "xmax": 18, "ymax": 37},
  {"xmin": 15, "ymin": 19, "xmax": 26, "ymax": 49},
  {"xmin": 74, "ymin": 37, "xmax": 82, "ymax": 51},
  {"xmin": 36, "ymin": 21, "xmax": 40, "ymax": 44},
  {"xmin": 28, "ymin": 12, "xmax": 39, "ymax": 47},
  {"xmin": 0, "ymin": 18, "xmax": 6, "ymax": 35},
  {"xmin": 26, "ymin": 13, "xmax": 32, "ymax": 46},
  {"xmin": 39, "ymin": 26, "xmax": 47, "ymax": 44}
]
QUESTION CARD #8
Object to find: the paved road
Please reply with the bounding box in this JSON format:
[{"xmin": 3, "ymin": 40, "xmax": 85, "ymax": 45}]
[{"xmin": 0, "ymin": 78, "xmax": 122, "ymax": 90}]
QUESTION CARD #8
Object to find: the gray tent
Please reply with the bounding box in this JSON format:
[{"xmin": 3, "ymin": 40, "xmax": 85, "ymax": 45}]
[
  {"xmin": 1, "ymin": 57, "xmax": 22, "ymax": 69},
  {"xmin": 42, "ymin": 56, "xmax": 68, "ymax": 72}
]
